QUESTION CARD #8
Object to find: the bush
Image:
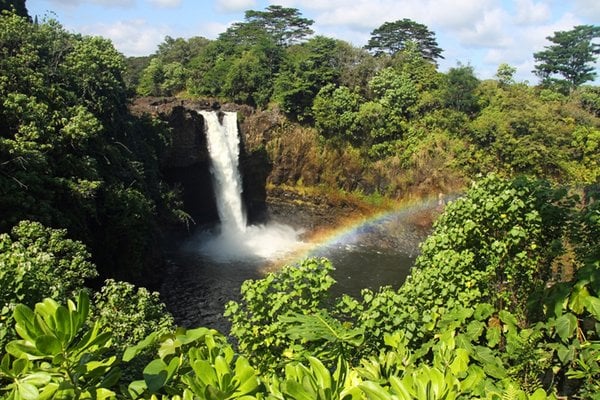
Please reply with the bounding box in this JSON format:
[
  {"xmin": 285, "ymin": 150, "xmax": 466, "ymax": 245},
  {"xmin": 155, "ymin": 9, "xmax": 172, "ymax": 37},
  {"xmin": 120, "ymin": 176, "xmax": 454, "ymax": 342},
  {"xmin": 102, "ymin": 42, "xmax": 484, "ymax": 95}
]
[{"xmin": 0, "ymin": 220, "xmax": 97, "ymax": 349}]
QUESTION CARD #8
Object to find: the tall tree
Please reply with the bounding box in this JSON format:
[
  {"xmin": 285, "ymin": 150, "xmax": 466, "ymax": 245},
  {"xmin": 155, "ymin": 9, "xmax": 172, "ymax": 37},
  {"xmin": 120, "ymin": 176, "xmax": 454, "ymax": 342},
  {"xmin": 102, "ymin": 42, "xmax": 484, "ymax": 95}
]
[
  {"xmin": 365, "ymin": 18, "xmax": 443, "ymax": 63},
  {"xmin": 533, "ymin": 25, "xmax": 600, "ymax": 91},
  {"xmin": 244, "ymin": 5, "xmax": 314, "ymax": 46},
  {"xmin": 0, "ymin": 0, "xmax": 29, "ymax": 20},
  {"xmin": 442, "ymin": 63, "xmax": 480, "ymax": 115},
  {"xmin": 273, "ymin": 36, "xmax": 341, "ymax": 121}
]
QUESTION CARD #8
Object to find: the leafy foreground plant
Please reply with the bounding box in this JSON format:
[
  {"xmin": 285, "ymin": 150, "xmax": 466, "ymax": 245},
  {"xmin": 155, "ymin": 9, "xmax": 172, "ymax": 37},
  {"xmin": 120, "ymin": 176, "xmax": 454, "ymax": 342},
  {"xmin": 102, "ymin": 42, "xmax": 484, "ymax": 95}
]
[{"xmin": 0, "ymin": 292, "xmax": 118, "ymax": 399}]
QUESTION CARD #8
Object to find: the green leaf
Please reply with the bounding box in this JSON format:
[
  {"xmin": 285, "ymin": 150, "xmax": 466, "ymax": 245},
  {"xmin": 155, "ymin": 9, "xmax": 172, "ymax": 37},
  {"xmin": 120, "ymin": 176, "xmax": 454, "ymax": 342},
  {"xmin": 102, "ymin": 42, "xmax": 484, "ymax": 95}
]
[
  {"xmin": 22, "ymin": 372, "xmax": 52, "ymax": 386},
  {"xmin": 37, "ymin": 382, "xmax": 59, "ymax": 400},
  {"xmin": 143, "ymin": 359, "xmax": 169, "ymax": 393},
  {"xmin": 555, "ymin": 313, "xmax": 578, "ymax": 342},
  {"xmin": 233, "ymin": 357, "xmax": 259, "ymax": 396},
  {"xmin": 584, "ymin": 296, "xmax": 600, "ymax": 320},
  {"xmin": 16, "ymin": 381, "xmax": 39, "ymax": 400},
  {"xmin": 193, "ymin": 359, "xmax": 218, "ymax": 387},
  {"xmin": 35, "ymin": 335, "xmax": 62, "ymax": 356},
  {"xmin": 75, "ymin": 291, "xmax": 90, "ymax": 333},
  {"xmin": 498, "ymin": 310, "xmax": 518, "ymax": 327},
  {"xmin": 461, "ymin": 365, "xmax": 485, "ymax": 392},
  {"xmin": 388, "ymin": 376, "xmax": 412, "ymax": 400},
  {"xmin": 13, "ymin": 304, "xmax": 38, "ymax": 342},
  {"xmin": 569, "ymin": 285, "xmax": 590, "ymax": 314},
  {"xmin": 473, "ymin": 303, "xmax": 494, "ymax": 320},
  {"xmin": 123, "ymin": 332, "xmax": 158, "ymax": 362},
  {"xmin": 486, "ymin": 325, "xmax": 501, "ymax": 348},
  {"xmin": 282, "ymin": 380, "xmax": 316, "ymax": 400},
  {"xmin": 556, "ymin": 344, "xmax": 575, "ymax": 364},
  {"xmin": 450, "ymin": 348, "xmax": 470, "ymax": 376},
  {"xmin": 472, "ymin": 346, "xmax": 506, "ymax": 379},
  {"xmin": 54, "ymin": 305, "xmax": 71, "ymax": 342},
  {"xmin": 529, "ymin": 388, "xmax": 548, "ymax": 400},
  {"xmin": 6, "ymin": 341, "xmax": 45, "ymax": 360},
  {"xmin": 308, "ymin": 356, "xmax": 332, "ymax": 390},
  {"xmin": 128, "ymin": 380, "xmax": 147, "ymax": 398},
  {"xmin": 359, "ymin": 381, "xmax": 392, "ymax": 400},
  {"xmin": 282, "ymin": 310, "xmax": 364, "ymax": 346}
]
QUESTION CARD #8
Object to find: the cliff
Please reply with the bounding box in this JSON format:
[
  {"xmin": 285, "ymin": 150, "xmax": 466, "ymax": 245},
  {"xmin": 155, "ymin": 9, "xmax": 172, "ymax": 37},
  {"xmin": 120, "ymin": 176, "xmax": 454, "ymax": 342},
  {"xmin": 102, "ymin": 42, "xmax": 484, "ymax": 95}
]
[{"xmin": 129, "ymin": 97, "xmax": 269, "ymax": 229}]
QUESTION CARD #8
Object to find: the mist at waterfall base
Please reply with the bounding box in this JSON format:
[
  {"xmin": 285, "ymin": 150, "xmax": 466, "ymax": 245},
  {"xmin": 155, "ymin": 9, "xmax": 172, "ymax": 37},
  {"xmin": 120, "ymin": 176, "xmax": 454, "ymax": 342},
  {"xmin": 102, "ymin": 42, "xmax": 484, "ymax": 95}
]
[{"xmin": 186, "ymin": 110, "xmax": 303, "ymax": 263}]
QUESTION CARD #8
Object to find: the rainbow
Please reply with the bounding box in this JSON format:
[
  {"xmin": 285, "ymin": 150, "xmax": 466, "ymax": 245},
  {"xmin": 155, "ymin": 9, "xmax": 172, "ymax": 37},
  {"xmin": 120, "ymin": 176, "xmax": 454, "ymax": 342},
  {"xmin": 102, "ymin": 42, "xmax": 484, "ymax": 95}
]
[{"xmin": 262, "ymin": 195, "xmax": 446, "ymax": 271}]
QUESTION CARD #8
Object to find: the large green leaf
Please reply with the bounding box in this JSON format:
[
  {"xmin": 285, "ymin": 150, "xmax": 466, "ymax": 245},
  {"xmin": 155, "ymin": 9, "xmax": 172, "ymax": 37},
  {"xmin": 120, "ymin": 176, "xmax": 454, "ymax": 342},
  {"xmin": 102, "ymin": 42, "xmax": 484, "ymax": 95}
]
[
  {"xmin": 359, "ymin": 381, "xmax": 392, "ymax": 400},
  {"xmin": 16, "ymin": 380, "xmax": 39, "ymax": 400},
  {"xmin": 233, "ymin": 357, "xmax": 259, "ymax": 396},
  {"xmin": 13, "ymin": 304, "xmax": 38, "ymax": 342},
  {"xmin": 34, "ymin": 335, "xmax": 61, "ymax": 356},
  {"xmin": 584, "ymin": 296, "xmax": 600, "ymax": 320},
  {"xmin": 449, "ymin": 348, "xmax": 470, "ymax": 376},
  {"xmin": 143, "ymin": 358, "xmax": 169, "ymax": 393},
  {"xmin": 569, "ymin": 284, "xmax": 590, "ymax": 314},
  {"xmin": 6, "ymin": 341, "xmax": 45, "ymax": 360},
  {"xmin": 554, "ymin": 313, "xmax": 578, "ymax": 342},
  {"xmin": 123, "ymin": 331, "xmax": 158, "ymax": 362}
]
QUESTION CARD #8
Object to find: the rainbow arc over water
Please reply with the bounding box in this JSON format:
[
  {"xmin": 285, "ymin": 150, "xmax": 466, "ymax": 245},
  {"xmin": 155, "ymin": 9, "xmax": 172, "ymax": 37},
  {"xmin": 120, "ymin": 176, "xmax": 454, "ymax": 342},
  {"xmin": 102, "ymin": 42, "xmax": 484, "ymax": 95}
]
[{"xmin": 264, "ymin": 195, "xmax": 447, "ymax": 271}]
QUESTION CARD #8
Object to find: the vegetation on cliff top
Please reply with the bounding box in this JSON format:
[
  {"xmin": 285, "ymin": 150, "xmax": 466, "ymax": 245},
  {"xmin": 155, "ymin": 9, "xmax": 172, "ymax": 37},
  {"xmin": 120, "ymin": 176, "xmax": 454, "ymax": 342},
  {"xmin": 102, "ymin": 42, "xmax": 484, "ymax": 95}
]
[{"xmin": 132, "ymin": 5, "xmax": 599, "ymax": 196}]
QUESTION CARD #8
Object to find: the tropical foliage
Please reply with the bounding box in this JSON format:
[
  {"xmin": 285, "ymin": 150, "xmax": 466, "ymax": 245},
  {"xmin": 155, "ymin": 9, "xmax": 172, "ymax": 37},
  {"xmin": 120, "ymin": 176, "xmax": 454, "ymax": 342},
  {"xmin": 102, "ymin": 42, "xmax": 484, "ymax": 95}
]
[
  {"xmin": 0, "ymin": 11, "xmax": 189, "ymax": 282},
  {"xmin": 1, "ymin": 175, "xmax": 598, "ymax": 399},
  {"xmin": 1, "ymin": 4, "xmax": 600, "ymax": 400}
]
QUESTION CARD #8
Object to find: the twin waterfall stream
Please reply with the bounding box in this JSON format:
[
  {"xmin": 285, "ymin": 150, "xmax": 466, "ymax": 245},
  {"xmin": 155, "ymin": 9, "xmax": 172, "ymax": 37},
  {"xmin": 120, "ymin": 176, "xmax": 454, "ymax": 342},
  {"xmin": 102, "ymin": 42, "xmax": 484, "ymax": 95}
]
[
  {"xmin": 199, "ymin": 111, "xmax": 246, "ymax": 234},
  {"xmin": 195, "ymin": 110, "xmax": 301, "ymax": 262}
]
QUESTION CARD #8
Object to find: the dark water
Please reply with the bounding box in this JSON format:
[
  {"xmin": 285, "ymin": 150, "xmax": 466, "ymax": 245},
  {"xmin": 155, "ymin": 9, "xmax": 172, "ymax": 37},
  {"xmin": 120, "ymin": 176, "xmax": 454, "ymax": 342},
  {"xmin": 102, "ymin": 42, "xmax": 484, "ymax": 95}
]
[
  {"xmin": 314, "ymin": 244, "xmax": 415, "ymax": 298},
  {"xmin": 160, "ymin": 205, "xmax": 434, "ymax": 333}
]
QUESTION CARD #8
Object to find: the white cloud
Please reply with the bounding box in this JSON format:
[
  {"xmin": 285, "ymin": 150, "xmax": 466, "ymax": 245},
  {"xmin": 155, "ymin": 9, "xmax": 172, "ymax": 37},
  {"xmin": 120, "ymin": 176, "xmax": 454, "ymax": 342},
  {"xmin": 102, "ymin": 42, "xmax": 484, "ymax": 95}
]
[
  {"xmin": 456, "ymin": 7, "xmax": 512, "ymax": 48},
  {"xmin": 573, "ymin": 0, "xmax": 600, "ymax": 22},
  {"xmin": 197, "ymin": 21, "xmax": 232, "ymax": 39},
  {"xmin": 513, "ymin": 0, "xmax": 551, "ymax": 25},
  {"xmin": 78, "ymin": 19, "xmax": 170, "ymax": 56},
  {"xmin": 215, "ymin": 0, "xmax": 257, "ymax": 13},
  {"xmin": 146, "ymin": 0, "xmax": 182, "ymax": 8},
  {"xmin": 46, "ymin": 0, "xmax": 135, "ymax": 7}
]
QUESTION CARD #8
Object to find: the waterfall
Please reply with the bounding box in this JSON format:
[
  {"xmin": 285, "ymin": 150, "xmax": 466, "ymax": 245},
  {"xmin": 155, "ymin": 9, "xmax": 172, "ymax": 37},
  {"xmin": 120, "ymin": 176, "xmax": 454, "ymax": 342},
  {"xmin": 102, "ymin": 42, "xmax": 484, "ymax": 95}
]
[
  {"xmin": 192, "ymin": 110, "xmax": 302, "ymax": 263},
  {"xmin": 200, "ymin": 110, "xmax": 246, "ymax": 233}
]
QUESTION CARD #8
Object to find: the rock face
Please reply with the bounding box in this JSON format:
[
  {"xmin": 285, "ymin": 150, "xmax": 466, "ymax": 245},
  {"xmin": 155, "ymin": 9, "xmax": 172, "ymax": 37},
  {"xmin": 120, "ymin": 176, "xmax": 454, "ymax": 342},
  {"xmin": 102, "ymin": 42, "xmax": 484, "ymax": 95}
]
[{"xmin": 130, "ymin": 97, "xmax": 269, "ymax": 229}]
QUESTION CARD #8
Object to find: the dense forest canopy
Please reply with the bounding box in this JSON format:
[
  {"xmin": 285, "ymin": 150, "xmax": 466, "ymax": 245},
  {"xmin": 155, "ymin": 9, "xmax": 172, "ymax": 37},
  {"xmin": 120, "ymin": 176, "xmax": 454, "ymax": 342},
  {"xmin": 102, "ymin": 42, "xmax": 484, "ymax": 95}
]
[
  {"xmin": 131, "ymin": 6, "xmax": 599, "ymax": 191},
  {"xmin": 0, "ymin": 3, "xmax": 599, "ymax": 399}
]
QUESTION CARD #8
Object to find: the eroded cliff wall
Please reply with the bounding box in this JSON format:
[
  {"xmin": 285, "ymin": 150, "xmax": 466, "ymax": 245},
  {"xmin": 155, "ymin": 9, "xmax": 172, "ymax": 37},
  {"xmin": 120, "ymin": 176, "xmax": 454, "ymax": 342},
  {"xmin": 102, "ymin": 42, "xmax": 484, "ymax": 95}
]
[{"xmin": 130, "ymin": 97, "xmax": 269, "ymax": 229}]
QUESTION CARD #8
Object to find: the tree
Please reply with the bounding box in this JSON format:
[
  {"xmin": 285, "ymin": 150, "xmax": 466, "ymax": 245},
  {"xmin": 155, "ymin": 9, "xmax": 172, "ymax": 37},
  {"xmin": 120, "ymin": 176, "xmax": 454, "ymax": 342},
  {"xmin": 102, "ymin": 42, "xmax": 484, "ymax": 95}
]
[
  {"xmin": 313, "ymin": 84, "xmax": 364, "ymax": 144},
  {"xmin": 244, "ymin": 5, "xmax": 313, "ymax": 46},
  {"xmin": 0, "ymin": 0, "xmax": 29, "ymax": 20},
  {"xmin": 533, "ymin": 25, "xmax": 600, "ymax": 92},
  {"xmin": 496, "ymin": 63, "xmax": 516, "ymax": 86},
  {"xmin": 365, "ymin": 18, "xmax": 443, "ymax": 63},
  {"xmin": 0, "ymin": 221, "xmax": 98, "ymax": 348},
  {"xmin": 273, "ymin": 36, "xmax": 341, "ymax": 121},
  {"xmin": 442, "ymin": 63, "xmax": 480, "ymax": 114}
]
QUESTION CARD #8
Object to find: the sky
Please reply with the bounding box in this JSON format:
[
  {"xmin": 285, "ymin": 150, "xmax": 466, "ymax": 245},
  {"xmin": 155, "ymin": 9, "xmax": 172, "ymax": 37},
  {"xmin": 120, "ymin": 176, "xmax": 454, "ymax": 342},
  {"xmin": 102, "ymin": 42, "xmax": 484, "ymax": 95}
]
[{"xmin": 27, "ymin": 0, "xmax": 600, "ymax": 83}]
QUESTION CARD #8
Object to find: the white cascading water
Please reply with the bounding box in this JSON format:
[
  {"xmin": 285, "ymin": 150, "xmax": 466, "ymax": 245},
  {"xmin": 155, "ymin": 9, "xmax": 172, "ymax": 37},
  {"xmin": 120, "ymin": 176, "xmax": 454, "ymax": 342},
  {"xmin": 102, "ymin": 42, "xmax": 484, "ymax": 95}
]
[
  {"xmin": 195, "ymin": 110, "xmax": 301, "ymax": 263},
  {"xmin": 199, "ymin": 110, "xmax": 246, "ymax": 234}
]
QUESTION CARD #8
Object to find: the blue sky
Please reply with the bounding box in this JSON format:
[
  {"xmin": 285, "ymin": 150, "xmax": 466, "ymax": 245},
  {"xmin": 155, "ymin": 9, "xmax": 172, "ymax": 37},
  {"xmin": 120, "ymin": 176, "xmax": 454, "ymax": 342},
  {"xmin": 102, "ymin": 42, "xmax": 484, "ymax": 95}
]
[{"xmin": 27, "ymin": 0, "xmax": 599, "ymax": 83}]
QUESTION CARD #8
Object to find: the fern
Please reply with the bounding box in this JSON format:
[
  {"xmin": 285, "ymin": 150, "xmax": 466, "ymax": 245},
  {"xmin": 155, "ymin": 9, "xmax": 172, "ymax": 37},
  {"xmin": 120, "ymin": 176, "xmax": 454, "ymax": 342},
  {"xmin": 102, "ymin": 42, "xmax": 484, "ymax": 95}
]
[
  {"xmin": 281, "ymin": 309, "xmax": 364, "ymax": 346},
  {"xmin": 501, "ymin": 382, "xmax": 522, "ymax": 400}
]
